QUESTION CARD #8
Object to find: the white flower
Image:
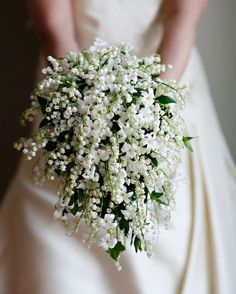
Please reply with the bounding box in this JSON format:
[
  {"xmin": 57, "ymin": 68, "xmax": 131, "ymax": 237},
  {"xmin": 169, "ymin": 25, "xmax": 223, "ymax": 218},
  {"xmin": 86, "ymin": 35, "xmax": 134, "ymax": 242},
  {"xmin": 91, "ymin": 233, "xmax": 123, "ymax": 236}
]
[
  {"xmin": 101, "ymin": 214, "xmax": 116, "ymax": 226},
  {"xmin": 100, "ymin": 234, "xmax": 117, "ymax": 250},
  {"xmin": 15, "ymin": 38, "xmax": 189, "ymax": 265},
  {"xmin": 121, "ymin": 203, "xmax": 137, "ymax": 220},
  {"xmin": 97, "ymin": 149, "xmax": 109, "ymax": 161}
]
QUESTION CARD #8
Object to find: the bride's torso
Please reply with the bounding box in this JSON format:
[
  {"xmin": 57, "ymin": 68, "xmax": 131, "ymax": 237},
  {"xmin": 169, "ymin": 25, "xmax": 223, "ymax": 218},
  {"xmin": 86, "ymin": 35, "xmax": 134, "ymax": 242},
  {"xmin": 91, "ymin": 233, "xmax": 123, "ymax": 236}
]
[
  {"xmin": 69, "ymin": 0, "xmax": 202, "ymax": 88},
  {"xmin": 70, "ymin": 0, "xmax": 207, "ymax": 116},
  {"xmin": 71, "ymin": 0, "xmax": 163, "ymax": 56}
]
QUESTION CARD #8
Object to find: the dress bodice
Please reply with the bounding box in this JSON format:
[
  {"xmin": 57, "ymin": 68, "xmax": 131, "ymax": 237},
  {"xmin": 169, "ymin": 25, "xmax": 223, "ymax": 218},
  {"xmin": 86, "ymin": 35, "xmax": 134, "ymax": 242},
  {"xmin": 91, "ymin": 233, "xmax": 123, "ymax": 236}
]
[{"xmin": 71, "ymin": 0, "xmax": 163, "ymax": 56}]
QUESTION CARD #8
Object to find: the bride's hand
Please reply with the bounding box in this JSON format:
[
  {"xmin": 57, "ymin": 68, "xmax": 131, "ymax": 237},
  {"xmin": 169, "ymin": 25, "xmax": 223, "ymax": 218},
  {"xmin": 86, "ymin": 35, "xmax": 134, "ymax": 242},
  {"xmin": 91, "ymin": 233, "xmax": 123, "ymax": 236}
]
[
  {"xmin": 157, "ymin": 0, "xmax": 208, "ymax": 82},
  {"xmin": 25, "ymin": 0, "xmax": 79, "ymax": 59}
]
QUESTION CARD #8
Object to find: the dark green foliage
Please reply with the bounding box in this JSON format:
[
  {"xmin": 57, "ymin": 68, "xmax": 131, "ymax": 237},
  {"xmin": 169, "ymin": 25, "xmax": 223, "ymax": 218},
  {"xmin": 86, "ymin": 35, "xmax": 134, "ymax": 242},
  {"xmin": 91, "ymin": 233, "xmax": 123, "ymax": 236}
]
[
  {"xmin": 126, "ymin": 183, "xmax": 136, "ymax": 193},
  {"xmin": 101, "ymin": 193, "xmax": 111, "ymax": 218},
  {"xmin": 150, "ymin": 157, "xmax": 158, "ymax": 167},
  {"xmin": 112, "ymin": 203, "xmax": 130, "ymax": 236},
  {"xmin": 76, "ymin": 78, "xmax": 87, "ymax": 90},
  {"xmin": 39, "ymin": 118, "xmax": 49, "ymax": 128},
  {"xmin": 150, "ymin": 191, "xmax": 168, "ymax": 205},
  {"xmin": 156, "ymin": 95, "xmax": 176, "ymax": 104},
  {"xmin": 112, "ymin": 121, "xmax": 120, "ymax": 132},
  {"xmin": 131, "ymin": 94, "xmax": 139, "ymax": 104},
  {"xmin": 37, "ymin": 96, "xmax": 47, "ymax": 114},
  {"xmin": 45, "ymin": 140, "xmax": 57, "ymax": 151},
  {"xmin": 101, "ymin": 57, "xmax": 109, "ymax": 67},
  {"xmin": 107, "ymin": 241, "xmax": 125, "ymax": 261},
  {"xmin": 69, "ymin": 189, "xmax": 84, "ymax": 215},
  {"xmin": 58, "ymin": 131, "xmax": 67, "ymax": 142},
  {"xmin": 151, "ymin": 73, "xmax": 160, "ymax": 78},
  {"xmin": 150, "ymin": 191, "xmax": 164, "ymax": 200},
  {"xmin": 134, "ymin": 236, "xmax": 142, "ymax": 252},
  {"xmin": 119, "ymin": 218, "xmax": 130, "ymax": 237},
  {"xmin": 144, "ymin": 186, "xmax": 149, "ymax": 196},
  {"xmin": 55, "ymin": 169, "xmax": 62, "ymax": 176},
  {"xmin": 62, "ymin": 79, "xmax": 73, "ymax": 87},
  {"xmin": 100, "ymin": 137, "xmax": 110, "ymax": 146},
  {"xmin": 182, "ymin": 136, "xmax": 194, "ymax": 152},
  {"xmin": 146, "ymin": 154, "xmax": 158, "ymax": 167}
]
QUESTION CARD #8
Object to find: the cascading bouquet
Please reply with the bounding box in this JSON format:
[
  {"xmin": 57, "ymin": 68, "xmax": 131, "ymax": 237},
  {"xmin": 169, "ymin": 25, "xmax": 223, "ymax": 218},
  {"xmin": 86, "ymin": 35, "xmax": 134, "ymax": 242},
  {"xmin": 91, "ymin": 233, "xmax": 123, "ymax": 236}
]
[{"xmin": 15, "ymin": 38, "xmax": 193, "ymax": 269}]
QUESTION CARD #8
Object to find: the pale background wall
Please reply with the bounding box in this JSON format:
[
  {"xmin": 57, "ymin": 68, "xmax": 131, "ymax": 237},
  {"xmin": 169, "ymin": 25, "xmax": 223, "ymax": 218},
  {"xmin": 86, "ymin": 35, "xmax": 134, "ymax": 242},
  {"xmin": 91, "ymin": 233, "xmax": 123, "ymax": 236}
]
[
  {"xmin": 197, "ymin": 0, "xmax": 236, "ymax": 159},
  {"xmin": 0, "ymin": 0, "xmax": 236, "ymax": 200}
]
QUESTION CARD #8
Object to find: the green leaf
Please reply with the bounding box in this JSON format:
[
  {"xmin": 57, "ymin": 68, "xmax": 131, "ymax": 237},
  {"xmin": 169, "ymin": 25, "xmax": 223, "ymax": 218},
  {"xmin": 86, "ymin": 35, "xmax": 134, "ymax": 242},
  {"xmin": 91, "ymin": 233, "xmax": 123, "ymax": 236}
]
[
  {"xmin": 107, "ymin": 241, "xmax": 125, "ymax": 261},
  {"xmin": 101, "ymin": 57, "xmax": 109, "ymax": 67},
  {"xmin": 132, "ymin": 94, "xmax": 139, "ymax": 103},
  {"xmin": 37, "ymin": 96, "xmax": 47, "ymax": 114},
  {"xmin": 68, "ymin": 189, "xmax": 84, "ymax": 215},
  {"xmin": 146, "ymin": 154, "xmax": 158, "ymax": 167},
  {"xmin": 62, "ymin": 79, "xmax": 72, "ymax": 87},
  {"xmin": 150, "ymin": 157, "xmax": 158, "ymax": 167},
  {"xmin": 101, "ymin": 193, "xmax": 111, "ymax": 218},
  {"xmin": 134, "ymin": 87, "xmax": 143, "ymax": 93},
  {"xmin": 70, "ymin": 203, "xmax": 80, "ymax": 215},
  {"xmin": 68, "ymin": 192, "xmax": 78, "ymax": 206},
  {"xmin": 150, "ymin": 191, "xmax": 168, "ymax": 205},
  {"xmin": 150, "ymin": 191, "xmax": 164, "ymax": 200},
  {"xmin": 112, "ymin": 203, "xmax": 130, "ymax": 236},
  {"xmin": 183, "ymin": 136, "xmax": 194, "ymax": 152},
  {"xmin": 151, "ymin": 73, "xmax": 160, "ymax": 78},
  {"xmin": 152, "ymin": 198, "xmax": 168, "ymax": 205},
  {"xmin": 75, "ymin": 188, "xmax": 86, "ymax": 202},
  {"xmin": 134, "ymin": 236, "xmax": 142, "ymax": 253},
  {"xmin": 119, "ymin": 218, "xmax": 130, "ymax": 236},
  {"xmin": 144, "ymin": 186, "xmax": 149, "ymax": 196},
  {"xmin": 39, "ymin": 118, "xmax": 49, "ymax": 128},
  {"xmin": 156, "ymin": 95, "xmax": 176, "ymax": 104}
]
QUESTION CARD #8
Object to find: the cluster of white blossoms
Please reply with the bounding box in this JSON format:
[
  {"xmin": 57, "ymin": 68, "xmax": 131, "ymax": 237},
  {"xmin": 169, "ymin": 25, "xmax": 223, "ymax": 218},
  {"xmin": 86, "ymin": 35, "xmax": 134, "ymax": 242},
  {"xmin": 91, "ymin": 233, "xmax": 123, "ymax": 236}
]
[{"xmin": 15, "ymin": 38, "xmax": 192, "ymax": 268}]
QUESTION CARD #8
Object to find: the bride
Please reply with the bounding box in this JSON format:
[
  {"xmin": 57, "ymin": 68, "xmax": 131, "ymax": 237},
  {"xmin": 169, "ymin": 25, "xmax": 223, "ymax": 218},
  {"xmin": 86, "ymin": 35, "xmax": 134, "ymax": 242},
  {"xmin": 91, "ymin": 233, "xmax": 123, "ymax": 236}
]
[{"xmin": 1, "ymin": 0, "xmax": 236, "ymax": 293}]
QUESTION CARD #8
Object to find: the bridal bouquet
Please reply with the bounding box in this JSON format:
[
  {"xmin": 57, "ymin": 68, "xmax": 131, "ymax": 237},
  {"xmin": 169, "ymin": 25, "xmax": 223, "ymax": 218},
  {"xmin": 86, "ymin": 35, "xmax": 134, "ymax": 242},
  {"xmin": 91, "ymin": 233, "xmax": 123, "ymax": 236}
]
[{"xmin": 15, "ymin": 38, "xmax": 192, "ymax": 269}]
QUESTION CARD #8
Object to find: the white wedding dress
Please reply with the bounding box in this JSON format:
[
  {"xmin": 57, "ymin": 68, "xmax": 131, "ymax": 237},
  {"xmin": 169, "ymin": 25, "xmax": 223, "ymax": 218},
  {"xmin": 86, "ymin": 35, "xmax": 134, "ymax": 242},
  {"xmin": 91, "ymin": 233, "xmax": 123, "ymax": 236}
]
[{"xmin": 1, "ymin": 0, "xmax": 236, "ymax": 293}]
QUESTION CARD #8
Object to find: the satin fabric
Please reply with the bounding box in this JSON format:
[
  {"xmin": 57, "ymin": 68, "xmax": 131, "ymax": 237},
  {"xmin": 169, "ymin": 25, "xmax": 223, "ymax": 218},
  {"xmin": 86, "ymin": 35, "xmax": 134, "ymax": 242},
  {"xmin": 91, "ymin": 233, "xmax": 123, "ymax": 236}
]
[{"xmin": 1, "ymin": 0, "xmax": 236, "ymax": 293}]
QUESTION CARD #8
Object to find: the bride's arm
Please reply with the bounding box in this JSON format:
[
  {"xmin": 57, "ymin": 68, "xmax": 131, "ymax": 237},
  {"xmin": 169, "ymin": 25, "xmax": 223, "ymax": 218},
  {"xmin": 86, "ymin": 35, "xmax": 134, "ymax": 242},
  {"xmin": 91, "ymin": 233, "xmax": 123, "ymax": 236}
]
[
  {"xmin": 158, "ymin": 0, "xmax": 208, "ymax": 81},
  {"xmin": 25, "ymin": 0, "xmax": 79, "ymax": 58}
]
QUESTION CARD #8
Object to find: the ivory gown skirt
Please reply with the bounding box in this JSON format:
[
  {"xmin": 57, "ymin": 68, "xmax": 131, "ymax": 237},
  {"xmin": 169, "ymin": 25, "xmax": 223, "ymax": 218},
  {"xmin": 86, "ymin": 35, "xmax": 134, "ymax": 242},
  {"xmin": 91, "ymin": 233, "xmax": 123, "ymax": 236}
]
[{"xmin": 1, "ymin": 0, "xmax": 236, "ymax": 293}]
